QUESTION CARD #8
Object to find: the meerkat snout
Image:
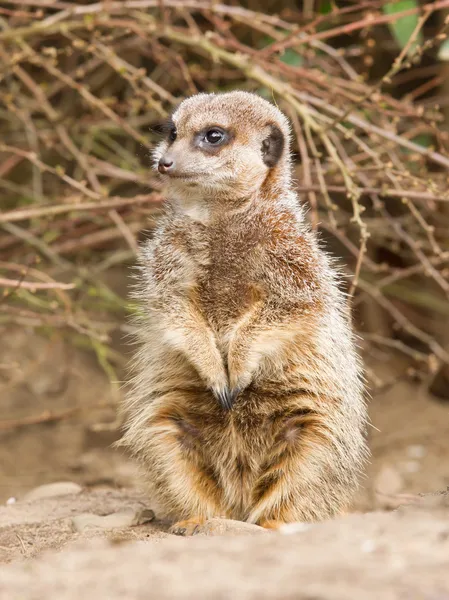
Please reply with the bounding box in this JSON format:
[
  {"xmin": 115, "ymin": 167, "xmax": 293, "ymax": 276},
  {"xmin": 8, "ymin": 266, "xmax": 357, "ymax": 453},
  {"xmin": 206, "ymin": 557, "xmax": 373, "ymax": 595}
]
[
  {"xmin": 158, "ymin": 156, "xmax": 174, "ymax": 174},
  {"xmin": 153, "ymin": 92, "xmax": 292, "ymax": 204}
]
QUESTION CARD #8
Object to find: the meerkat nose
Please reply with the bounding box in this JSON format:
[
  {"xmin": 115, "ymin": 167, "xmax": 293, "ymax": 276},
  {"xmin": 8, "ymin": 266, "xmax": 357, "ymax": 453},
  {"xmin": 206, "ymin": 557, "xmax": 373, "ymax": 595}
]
[{"xmin": 158, "ymin": 157, "xmax": 174, "ymax": 174}]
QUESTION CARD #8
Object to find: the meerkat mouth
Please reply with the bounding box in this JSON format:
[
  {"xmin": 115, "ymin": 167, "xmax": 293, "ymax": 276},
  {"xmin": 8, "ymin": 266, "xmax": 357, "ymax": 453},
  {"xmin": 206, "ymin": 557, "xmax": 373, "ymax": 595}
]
[{"xmin": 165, "ymin": 173, "xmax": 202, "ymax": 180}]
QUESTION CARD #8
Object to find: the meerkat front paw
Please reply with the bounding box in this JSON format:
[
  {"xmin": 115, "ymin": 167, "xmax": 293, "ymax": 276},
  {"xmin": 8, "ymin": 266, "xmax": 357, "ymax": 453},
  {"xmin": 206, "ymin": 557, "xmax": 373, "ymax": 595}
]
[
  {"xmin": 227, "ymin": 342, "xmax": 259, "ymax": 399},
  {"xmin": 189, "ymin": 340, "xmax": 234, "ymax": 409},
  {"xmin": 227, "ymin": 362, "xmax": 253, "ymax": 400},
  {"xmin": 169, "ymin": 517, "xmax": 205, "ymax": 536}
]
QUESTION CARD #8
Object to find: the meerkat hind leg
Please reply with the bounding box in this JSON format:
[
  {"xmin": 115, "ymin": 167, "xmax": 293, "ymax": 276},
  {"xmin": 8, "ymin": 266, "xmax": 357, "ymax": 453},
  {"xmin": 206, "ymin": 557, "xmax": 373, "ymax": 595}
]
[
  {"xmin": 139, "ymin": 394, "xmax": 229, "ymax": 532},
  {"xmin": 257, "ymin": 519, "xmax": 284, "ymax": 530},
  {"xmin": 248, "ymin": 409, "xmax": 352, "ymax": 525}
]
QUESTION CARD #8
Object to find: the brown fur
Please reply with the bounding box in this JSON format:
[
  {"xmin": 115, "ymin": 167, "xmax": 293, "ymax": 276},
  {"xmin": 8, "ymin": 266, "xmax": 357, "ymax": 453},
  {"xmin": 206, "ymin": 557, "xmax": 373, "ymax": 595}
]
[{"xmin": 118, "ymin": 91, "xmax": 368, "ymax": 530}]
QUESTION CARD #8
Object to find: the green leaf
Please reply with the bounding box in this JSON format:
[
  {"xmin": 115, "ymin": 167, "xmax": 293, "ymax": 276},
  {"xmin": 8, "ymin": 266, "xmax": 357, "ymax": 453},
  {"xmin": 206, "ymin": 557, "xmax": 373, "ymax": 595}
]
[
  {"xmin": 256, "ymin": 87, "xmax": 274, "ymax": 100},
  {"xmin": 319, "ymin": 0, "xmax": 334, "ymax": 15},
  {"xmin": 412, "ymin": 133, "xmax": 433, "ymax": 148},
  {"xmin": 42, "ymin": 229, "xmax": 59, "ymax": 244},
  {"xmin": 383, "ymin": 1, "xmax": 423, "ymax": 56},
  {"xmin": 258, "ymin": 35, "xmax": 274, "ymax": 49},
  {"xmin": 280, "ymin": 49, "xmax": 303, "ymax": 67}
]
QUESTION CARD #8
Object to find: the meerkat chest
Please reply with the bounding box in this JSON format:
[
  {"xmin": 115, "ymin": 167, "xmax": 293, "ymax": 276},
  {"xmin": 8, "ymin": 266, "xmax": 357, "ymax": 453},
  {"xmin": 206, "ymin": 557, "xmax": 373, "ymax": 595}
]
[
  {"xmin": 161, "ymin": 215, "xmax": 265, "ymax": 330},
  {"xmin": 198, "ymin": 229, "xmax": 262, "ymax": 326}
]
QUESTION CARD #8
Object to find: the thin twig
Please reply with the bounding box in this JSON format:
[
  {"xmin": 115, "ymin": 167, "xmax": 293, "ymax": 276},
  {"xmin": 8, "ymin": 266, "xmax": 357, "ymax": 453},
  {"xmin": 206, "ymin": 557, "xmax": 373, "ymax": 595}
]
[
  {"xmin": 0, "ymin": 402, "xmax": 113, "ymax": 432},
  {"xmin": 0, "ymin": 278, "xmax": 75, "ymax": 290},
  {"xmin": 0, "ymin": 194, "xmax": 162, "ymax": 223}
]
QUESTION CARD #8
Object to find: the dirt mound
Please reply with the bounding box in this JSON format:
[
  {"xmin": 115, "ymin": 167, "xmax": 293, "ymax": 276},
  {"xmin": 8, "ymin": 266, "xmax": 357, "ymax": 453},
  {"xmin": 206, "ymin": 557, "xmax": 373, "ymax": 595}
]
[
  {"xmin": 0, "ymin": 487, "xmax": 170, "ymax": 564},
  {"xmin": 0, "ymin": 487, "xmax": 448, "ymax": 599}
]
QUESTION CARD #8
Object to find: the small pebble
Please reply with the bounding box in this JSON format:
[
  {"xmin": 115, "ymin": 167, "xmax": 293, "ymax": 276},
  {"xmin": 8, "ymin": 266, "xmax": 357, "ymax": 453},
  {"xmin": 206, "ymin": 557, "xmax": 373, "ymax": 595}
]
[
  {"xmin": 6, "ymin": 497, "xmax": 16, "ymax": 505},
  {"xmin": 374, "ymin": 465, "xmax": 404, "ymax": 495},
  {"xmin": 72, "ymin": 508, "xmax": 154, "ymax": 532},
  {"xmin": 278, "ymin": 522, "xmax": 312, "ymax": 535},
  {"xmin": 22, "ymin": 482, "xmax": 83, "ymax": 502},
  {"xmin": 132, "ymin": 509, "xmax": 156, "ymax": 526},
  {"xmin": 402, "ymin": 460, "xmax": 420, "ymax": 474},
  {"xmin": 194, "ymin": 518, "xmax": 268, "ymax": 537},
  {"xmin": 361, "ymin": 539, "xmax": 376, "ymax": 553},
  {"xmin": 406, "ymin": 445, "xmax": 426, "ymax": 459}
]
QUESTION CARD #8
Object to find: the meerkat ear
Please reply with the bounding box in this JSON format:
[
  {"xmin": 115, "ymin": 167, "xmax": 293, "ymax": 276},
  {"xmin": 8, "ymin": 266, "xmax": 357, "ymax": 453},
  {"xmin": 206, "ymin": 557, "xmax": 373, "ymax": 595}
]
[
  {"xmin": 150, "ymin": 117, "xmax": 175, "ymax": 137},
  {"xmin": 261, "ymin": 125, "xmax": 285, "ymax": 168}
]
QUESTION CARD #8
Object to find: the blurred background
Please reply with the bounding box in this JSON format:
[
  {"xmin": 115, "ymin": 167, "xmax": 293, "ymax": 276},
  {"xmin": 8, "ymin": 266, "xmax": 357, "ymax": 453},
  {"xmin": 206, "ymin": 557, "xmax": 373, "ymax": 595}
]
[{"xmin": 0, "ymin": 0, "xmax": 448, "ymax": 510}]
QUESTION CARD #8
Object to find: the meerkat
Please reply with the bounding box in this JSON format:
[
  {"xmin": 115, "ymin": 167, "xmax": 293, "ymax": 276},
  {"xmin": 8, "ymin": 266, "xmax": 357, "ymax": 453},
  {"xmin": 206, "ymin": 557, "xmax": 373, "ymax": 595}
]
[{"xmin": 119, "ymin": 91, "xmax": 368, "ymax": 535}]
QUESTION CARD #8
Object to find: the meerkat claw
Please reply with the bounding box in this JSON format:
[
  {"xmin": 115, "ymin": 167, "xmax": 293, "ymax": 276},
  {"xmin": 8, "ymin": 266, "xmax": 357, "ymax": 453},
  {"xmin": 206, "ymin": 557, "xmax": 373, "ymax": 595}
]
[
  {"xmin": 230, "ymin": 386, "xmax": 243, "ymax": 402},
  {"xmin": 169, "ymin": 518, "xmax": 205, "ymax": 536},
  {"xmin": 215, "ymin": 387, "xmax": 233, "ymax": 410},
  {"xmin": 213, "ymin": 386, "xmax": 241, "ymax": 410}
]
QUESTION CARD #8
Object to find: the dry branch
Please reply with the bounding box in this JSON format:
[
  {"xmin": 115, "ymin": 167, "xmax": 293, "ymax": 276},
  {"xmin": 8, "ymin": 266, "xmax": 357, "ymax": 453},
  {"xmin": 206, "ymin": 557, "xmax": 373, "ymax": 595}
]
[
  {"xmin": 0, "ymin": 194, "xmax": 162, "ymax": 223},
  {"xmin": 1, "ymin": 0, "xmax": 449, "ymax": 389},
  {"xmin": 0, "ymin": 278, "xmax": 74, "ymax": 290}
]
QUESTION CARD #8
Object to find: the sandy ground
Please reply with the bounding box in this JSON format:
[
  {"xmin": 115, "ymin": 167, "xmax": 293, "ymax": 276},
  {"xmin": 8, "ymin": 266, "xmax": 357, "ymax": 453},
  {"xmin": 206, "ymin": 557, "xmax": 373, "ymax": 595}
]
[
  {"xmin": 0, "ymin": 487, "xmax": 448, "ymax": 599},
  {"xmin": 1, "ymin": 326, "xmax": 449, "ymax": 597}
]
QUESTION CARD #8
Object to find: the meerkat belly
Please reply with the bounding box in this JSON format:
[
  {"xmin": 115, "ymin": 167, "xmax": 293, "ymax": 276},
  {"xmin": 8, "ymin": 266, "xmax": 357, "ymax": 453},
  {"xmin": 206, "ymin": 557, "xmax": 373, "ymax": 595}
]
[
  {"xmin": 204, "ymin": 417, "xmax": 269, "ymax": 518},
  {"xmin": 155, "ymin": 386, "xmax": 272, "ymax": 518}
]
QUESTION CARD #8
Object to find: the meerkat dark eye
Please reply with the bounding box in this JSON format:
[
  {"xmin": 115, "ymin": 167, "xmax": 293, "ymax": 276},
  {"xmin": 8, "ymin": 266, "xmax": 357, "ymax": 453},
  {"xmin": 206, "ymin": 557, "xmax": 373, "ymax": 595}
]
[
  {"xmin": 169, "ymin": 128, "xmax": 177, "ymax": 142},
  {"xmin": 205, "ymin": 129, "xmax": 224, "ymax": 144},
  {"xmin": 195, "ymin": 126, "xmax": 230, "ymax": 152}
]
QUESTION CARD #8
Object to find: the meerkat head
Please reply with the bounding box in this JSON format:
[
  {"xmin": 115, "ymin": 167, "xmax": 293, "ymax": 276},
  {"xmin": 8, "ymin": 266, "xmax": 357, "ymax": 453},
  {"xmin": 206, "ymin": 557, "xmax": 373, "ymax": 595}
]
[{"xmin": 153, "ymin": 91, "xmax": 292, "ymax": 210}]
